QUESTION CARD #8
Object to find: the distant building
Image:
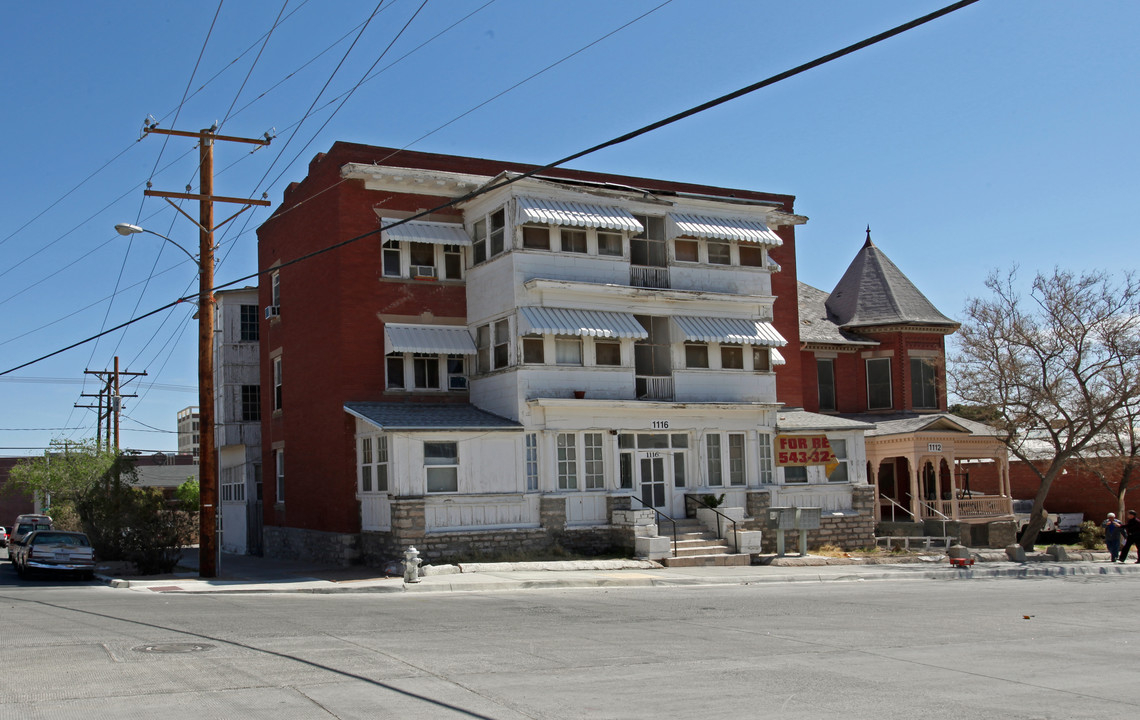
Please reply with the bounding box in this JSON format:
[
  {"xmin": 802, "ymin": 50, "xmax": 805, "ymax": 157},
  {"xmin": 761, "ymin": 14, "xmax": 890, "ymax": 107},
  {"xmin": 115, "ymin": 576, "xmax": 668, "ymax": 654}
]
[{"xmin": 176, "ymin": 406, "xmax": 200, "ymax": 459}]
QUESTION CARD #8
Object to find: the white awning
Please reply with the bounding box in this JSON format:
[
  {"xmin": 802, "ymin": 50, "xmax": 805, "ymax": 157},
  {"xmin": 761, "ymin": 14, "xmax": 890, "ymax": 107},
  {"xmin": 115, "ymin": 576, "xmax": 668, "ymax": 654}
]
[
  {"xmin": 771, "ymin": 348, "xmax": 787, "ymax": 366},
  {"xmin": 667, "ymin": 213, "xmax": 783, "ymax": 246},
  {"xmin": 516, "ymin": 197, "xmax": 643, "ymax": 233},
  {"xmin": 377, "ymin": 215, "xmax": 471, "ymax": 247},
  {"xmin": 384, "ymin": 324, "xmax": 477, "ymax": 355},
  {"xmin": 673, "ymin": 316, "xmax": 787, "ymax": 347},
  {"xmin": 519, "ymin": 307, "xmax": 648, "ymax": 339}
]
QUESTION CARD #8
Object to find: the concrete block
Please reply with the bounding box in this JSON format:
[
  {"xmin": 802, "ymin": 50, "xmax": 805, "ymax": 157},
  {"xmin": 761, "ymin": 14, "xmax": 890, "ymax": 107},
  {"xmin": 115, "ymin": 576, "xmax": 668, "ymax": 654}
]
[
  {"xmin": 1047, "ymin": 544, "xmax": 1069, "ymax": 561},
  {"xmin": 731, "ymin": 530, "xmax": 763, "ymax": 553},
  {"xmin": 1006, "ymin": 544, "xmax": 1026, "ymax": 562},
  {"xmin": 635, "ymin": 535, "xmax": 671, "ymax": 560}
]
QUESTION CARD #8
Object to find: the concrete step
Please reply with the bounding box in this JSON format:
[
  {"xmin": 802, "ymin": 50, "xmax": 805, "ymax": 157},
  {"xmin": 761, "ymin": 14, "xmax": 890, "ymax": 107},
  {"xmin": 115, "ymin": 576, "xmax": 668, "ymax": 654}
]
[
  {"xmin": 661, "ymin": 553, "xmax": 752, "ymax": 568},
  {"xmin": 674, "ymin": 542, "xmax": 733, "ymax": 557}
]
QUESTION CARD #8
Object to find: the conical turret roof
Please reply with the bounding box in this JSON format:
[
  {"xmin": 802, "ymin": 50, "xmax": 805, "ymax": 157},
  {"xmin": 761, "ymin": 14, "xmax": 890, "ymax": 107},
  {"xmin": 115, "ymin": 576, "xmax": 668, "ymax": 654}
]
[{"xmin": 824, "ymin": 229, "xmax": 958, "ymax": 330}]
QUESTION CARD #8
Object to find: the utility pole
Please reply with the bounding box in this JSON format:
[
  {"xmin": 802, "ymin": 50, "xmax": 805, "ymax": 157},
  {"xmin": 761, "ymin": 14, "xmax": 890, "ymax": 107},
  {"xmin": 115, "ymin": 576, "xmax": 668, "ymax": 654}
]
[
  {"xmin": 78, "ymin": 356, "xmax": 144, "ymax": 452},
  {"xmin": 142, "ymin": 124, "xmax": 271, "ymax": 578}
]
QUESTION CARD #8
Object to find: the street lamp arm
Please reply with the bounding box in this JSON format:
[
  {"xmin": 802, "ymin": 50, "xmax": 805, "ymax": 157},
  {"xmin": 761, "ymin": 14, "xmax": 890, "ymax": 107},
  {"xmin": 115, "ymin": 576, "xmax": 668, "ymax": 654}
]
[{"xmin": 114, "ymin": 223, "xmax": 200, "ymax": 266}]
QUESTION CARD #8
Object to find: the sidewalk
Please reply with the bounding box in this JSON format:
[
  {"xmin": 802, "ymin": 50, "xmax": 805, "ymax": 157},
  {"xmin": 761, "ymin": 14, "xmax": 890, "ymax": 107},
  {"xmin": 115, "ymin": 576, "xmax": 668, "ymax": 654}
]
[{"xmin": 98, "ymin": 549, "xmax": 1140, "ymax": 595}]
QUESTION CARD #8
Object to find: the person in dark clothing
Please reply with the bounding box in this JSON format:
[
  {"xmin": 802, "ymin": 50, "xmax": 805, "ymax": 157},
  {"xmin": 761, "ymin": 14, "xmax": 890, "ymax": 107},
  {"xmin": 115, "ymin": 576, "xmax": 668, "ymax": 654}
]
[
  {"xmin": 1104, "ymin": 513, "xmax": 1123, "ymax": 562},
  {"xmin": 1118, "ymin": 510, "xmax": 1140, "ymax": 563}
]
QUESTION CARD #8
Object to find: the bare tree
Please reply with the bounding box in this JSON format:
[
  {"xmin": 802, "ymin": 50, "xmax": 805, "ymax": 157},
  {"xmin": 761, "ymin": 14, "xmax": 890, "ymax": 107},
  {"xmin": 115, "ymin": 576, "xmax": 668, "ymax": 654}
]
[
  {"xmin": 1071, "ymin": 397, "xmax": 1140, "ymax": 517},
  {"xmin": 951, "ymin": 268, "xmax": 1140, "ymax": 549}
]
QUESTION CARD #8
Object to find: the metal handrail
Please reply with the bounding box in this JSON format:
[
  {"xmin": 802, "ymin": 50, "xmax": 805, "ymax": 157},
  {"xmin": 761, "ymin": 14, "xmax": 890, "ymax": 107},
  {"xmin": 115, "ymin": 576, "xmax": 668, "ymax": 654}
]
[
  {"xmin": 688, "ymin": 495, "xmax": 738, "ymax": 544},
  {"xmin": 918, "ymin": 499, "xmax": 952, "ymax": 521},
  {"xmin": 629, "ymin": 495, "xmax": 677, "ymax": 557},
  {"xmin": 879, "ymin": 494, "xmax": 911, "ymax": 523}
]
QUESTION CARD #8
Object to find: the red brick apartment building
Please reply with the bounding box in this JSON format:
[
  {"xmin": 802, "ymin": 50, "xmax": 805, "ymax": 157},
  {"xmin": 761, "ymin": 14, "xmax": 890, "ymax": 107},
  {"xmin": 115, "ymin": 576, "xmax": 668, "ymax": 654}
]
[{"xmin": 254, "ymin": 143, "xmax": 1012, "ymax": 566}]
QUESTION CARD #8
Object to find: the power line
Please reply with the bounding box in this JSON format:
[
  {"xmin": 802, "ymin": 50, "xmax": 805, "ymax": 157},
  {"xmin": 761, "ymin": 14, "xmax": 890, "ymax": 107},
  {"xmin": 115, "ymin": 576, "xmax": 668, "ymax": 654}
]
[{"xmin": 0, "ymin": 0, "xmax": 981, "ymax": 378}]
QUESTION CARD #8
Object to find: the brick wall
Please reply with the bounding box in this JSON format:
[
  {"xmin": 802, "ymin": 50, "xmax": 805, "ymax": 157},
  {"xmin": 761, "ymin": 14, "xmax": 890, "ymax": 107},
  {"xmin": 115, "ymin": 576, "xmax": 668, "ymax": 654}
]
[{"xmin": 969, "ymin": 458, "xmax": 1125, "ymax": 520}]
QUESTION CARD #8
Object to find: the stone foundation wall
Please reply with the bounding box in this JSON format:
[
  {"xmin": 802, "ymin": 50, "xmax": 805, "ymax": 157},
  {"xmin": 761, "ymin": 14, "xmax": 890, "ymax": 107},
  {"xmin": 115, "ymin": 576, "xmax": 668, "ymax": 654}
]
[
  {"xmin": 263, "ymin": 525, "xmax": 361, "ymax": 566},
  {"xmin": 746, "ymin": 485, "xmax": 877, "ymax": 553}
]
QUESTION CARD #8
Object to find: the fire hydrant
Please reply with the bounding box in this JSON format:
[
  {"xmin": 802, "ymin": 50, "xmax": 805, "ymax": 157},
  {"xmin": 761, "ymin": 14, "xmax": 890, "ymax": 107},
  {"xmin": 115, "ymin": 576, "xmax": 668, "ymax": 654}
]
[{"xmin": 403, "ymin": 546, "xmax": 422, "ymax": 583}]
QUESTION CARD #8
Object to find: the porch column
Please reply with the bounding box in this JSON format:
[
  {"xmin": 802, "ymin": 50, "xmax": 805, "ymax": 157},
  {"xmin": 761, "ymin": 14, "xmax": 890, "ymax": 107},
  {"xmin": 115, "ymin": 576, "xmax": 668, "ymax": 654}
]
[
  {"xmin": 908, "ymin": 459, "xmax": 921, "ymax": 521},
  {"xmin": 870, "ymin": 458, "xmax": 883, "ymax": 523},
  {"xmin": 948, "ymin": 455, "xmax": 959, "ymax": 520}
]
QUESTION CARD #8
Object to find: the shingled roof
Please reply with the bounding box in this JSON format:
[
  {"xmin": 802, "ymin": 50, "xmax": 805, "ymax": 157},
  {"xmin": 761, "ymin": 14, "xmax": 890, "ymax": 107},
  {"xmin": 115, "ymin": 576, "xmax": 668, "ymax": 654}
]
[
  {"xmin": 797, "ymin": 281, "xmax": 879, "ymax": 348},
  {"xmin": 824, "ymin": 230, "xmax": 958, "ymax": 330}
]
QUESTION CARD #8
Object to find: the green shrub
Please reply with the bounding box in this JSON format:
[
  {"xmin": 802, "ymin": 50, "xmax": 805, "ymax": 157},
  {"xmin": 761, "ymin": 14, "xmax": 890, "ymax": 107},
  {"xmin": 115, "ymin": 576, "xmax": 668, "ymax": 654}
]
[{"xmin": 1078, "ymin": 520, "xmax": 1103, "ymax": 550}]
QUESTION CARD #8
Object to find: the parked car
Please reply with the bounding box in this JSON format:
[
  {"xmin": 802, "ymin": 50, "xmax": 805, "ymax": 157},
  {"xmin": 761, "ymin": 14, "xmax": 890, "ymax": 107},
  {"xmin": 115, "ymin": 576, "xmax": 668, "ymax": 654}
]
[
  {"xmin": 8, "ymin": 514, "xmax": 53, "ymax": 554},
  {"xmin": 0, "ymin": 526, "xmax": 7, "ymax": 548},
  {"xmin": 1012, "ymin": 500, "xmax": 1058, "ymax": 534},
  {"xmin": 11, "ymin": 530, "xmax": 95, "ymax": 580}
]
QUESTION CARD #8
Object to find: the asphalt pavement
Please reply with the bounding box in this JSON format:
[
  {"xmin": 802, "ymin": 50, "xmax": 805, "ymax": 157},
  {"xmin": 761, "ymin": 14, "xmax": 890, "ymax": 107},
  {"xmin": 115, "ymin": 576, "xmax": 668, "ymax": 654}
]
[{"xmin": 98, "ymin": 546, "xmax": 1140, "ymax": 594}]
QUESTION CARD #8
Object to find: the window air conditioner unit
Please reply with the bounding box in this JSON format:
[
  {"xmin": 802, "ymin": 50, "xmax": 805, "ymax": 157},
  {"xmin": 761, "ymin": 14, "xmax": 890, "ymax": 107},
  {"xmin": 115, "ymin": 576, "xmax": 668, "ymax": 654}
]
[
  {"xmin": 264, "ymin": 305, "xmax": 280, "ymax": 319},
  {"xmin": 412, "ymin": 265, "xmax": 437, "ymax": 279}
]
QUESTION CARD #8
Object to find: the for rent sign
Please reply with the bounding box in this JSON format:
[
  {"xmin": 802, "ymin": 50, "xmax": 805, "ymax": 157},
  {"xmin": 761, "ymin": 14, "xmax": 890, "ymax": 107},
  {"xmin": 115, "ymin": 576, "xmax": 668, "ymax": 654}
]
[{"xmin": 775, "ymin": 435, "xmax": 837, "ymax": 466}]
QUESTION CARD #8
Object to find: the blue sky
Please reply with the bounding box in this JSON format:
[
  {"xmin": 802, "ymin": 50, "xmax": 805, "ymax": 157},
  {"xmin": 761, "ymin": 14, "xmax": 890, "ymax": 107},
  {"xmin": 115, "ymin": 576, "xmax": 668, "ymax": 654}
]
[{"xmin": 1, "ymin": 1, "xmax": 1137, "ymax": 455}]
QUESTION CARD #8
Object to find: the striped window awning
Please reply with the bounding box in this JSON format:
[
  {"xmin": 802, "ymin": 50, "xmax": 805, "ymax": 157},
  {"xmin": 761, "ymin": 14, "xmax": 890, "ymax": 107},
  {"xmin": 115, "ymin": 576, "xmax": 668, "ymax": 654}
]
[
  {"xmin": 515, "ymin": 197, "xmax": 643, "ymax": 233},
  {"xmin": 672, "ymin": 316, "xmax": 787, "ymax": 347},
  {"xmin": 667, "ymin": 213, "xmax": 783, "ymax": 246},
  {"xmin": 383, "ymin": 324, "xmax": 477, "ymax": 355},
  {"xmin": 771, "ymin": 348, "xmax": 787, "ymax": 366},
  {"xmin": 518, "ymin": 307, "xmax": 648, "ymax": 339},
  {"xmin": 377, "ymin": 215, "xmax": 471, "ymax": 247}
]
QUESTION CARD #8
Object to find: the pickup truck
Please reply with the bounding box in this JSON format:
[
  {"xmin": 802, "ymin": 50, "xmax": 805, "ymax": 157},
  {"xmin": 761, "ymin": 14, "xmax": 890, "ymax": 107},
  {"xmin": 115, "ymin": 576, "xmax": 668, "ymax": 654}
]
[
  {"xmin": 1013, "ymin": 501, "xmax": 1083, "ymax": 535},
  {"xmin": 11, "ymin": 530, "xmax": 96, "ymax": 580}
]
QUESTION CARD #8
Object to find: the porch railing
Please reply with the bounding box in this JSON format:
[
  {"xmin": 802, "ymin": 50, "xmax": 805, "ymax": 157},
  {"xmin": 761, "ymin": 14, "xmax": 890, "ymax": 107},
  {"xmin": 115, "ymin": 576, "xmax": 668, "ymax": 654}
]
[
  {"xmin": 630, "ymin": 265, "xmax": 669, "ymax": 289},
  {"xmin": 636, "ymin": 376, "xmax": 674, "ymax": 400},
  {"xmin": 930, "ymin": 495, "xmax": 1013, "ymax": 519}
]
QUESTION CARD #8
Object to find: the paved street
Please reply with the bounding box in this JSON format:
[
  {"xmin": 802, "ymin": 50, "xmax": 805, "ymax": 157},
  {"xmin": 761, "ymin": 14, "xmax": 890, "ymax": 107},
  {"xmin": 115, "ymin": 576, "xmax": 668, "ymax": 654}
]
[{"xmin": 3, "ymin": 550, "xmax": 1139, "ymax": 719}]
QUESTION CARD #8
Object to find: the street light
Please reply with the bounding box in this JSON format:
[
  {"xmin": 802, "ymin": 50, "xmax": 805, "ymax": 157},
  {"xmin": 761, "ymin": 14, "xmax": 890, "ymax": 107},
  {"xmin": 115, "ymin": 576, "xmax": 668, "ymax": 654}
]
[
  {"xmin": 114, "ymin": 224, "xmax": 200, "ymax": 266},
  {"xmin": 115, "ymin": 221, "xmax": 219, "ymax": 579}
]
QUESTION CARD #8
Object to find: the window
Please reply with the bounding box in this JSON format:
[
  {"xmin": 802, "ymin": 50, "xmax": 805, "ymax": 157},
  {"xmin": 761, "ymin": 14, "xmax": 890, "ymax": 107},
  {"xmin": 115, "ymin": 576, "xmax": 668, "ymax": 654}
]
[
  {"xmin": 240, "ymin": 305, "xmax": 259, "ymax": 341},
  {"xmin": 707, "ymin": 241, "xmax": 731, "ymax": 265},
  {"xmin": 753, "ymin": 346, "xmax": 771, "ymax": 373},
  {"xmin": 817, "ymin": 358, "xmax": 836, "ymax": 411},
  {"xmin": 598, "ymin": 231, "xmax": 622, "ymax": 256},
  {"xmin": 757, "ymin": 434, "xmax": 774, "ymax": 484},
  {"xmin": 522, "ymin": 337, "xmax": 545, "ymax": 364},
  {"xmin": 867, "ymin": 358, "xmax": 893, "ymax": 410},
  {"xmin": 675, "ymin": 239, "xmax": 699, "ymax": 263},
  {"xmin": 562, "ymin": 228, "xmax": 587, "ymax": 254},
  {"xmin": 271, "ymin": 271, "xmax": 280, "ymax": 307},
  {"xmin": 410, "ymin": 242, "xmax": 435, "ymax": 277},
  {"xmin": 477, "ymin": 319, "xmax": 511, "ymax": 373},
  {"xmin": 555, "ymin": 338, "xmax": 582, "ymax": 365},
  {"xmin": 706, "ymin": 434, "xmax": 723, "ymax": 486},
  {"xmin": 595, "ymin": 341, "xmax": 620, "ymax": 366},
  {"xmin": 631, "ymin": 215, "xmax": 666, "ymax": 267},
  {"xmin": 910, "ymin": 358, "xmax": 938, "ymax": 409},
  {"xmin": 360, "ymin": 437, "xmax": 373, "ymax": 493},
  {"xmin": 472, "ymin": 219, "xmax": 487, "ymax": 264},
  {"xmin": 241, "ymin": 385, "xmax": 260, "ymax": 422},
  {"xmin": 739, "ymin": 245, "xmax": 763, "ymax": 267},
  {"xmin": 386, "ymin": 356, "xmax": 405, "ymax": 389},
  {"xmin": 493, "ymin": 319, "xmax": 510, "ymax": 368},
  {"xmin": 273, "ymin": 357, "xmax": 283, "ymax": 411},
  {"xmin": 523, "ymin": 225, "xmax": 550, "ymax": 250},
  {"xmin": 557, "ymin": 433, "xmax": 578, "ymax": 490},
  {"xmin": 425, "ymin": 442, "xmax": 458, "ymax": 493},
  {"xmin": 489, "ymin": 209, "xmax": 506, "ymax": 257},
  {"xmin": 275, "ymin": 450, "xmax": 285, "ymax": 502},
  {"xmin": 584, "ymin": 433, "xmax": 604, "ymax": 489},
  {"xmin": 721, "ymin": 345, "xmax": 744, "ymax": 370},
  {"xmin": 447, "ymin": 355, "xmax": 467, "ymax": 390},
  {"xmin": 828, "ymin": 438, "xmax": 849, "ymax": 483},
  {"xmin": 728, "ymin": 433, "xmax": 745, "ymax": 486},
  {"xmin": 413, "ymin": 355, "xmax": 440, "ymax": 389},
  {"xmin": 525, "ymin": 433, "xmax": 539, "ymax": 491},
  {"xmin": 685, "ymin": 343, "xmax": 709, "ymax": 369},
  {"xmin": 382, "ymin": 240, "xmax": 401, "ymax": 277},
  {"xmin": 375, "ymin": 436, "xmax": 389, "ymax": 491},
  {"xmin": 442, "ymin": 244, "xmax": 462, "ymax": 279},
  {"xmin": 783, "ymin": 466, "xmax": 808, "ymax": 484}
]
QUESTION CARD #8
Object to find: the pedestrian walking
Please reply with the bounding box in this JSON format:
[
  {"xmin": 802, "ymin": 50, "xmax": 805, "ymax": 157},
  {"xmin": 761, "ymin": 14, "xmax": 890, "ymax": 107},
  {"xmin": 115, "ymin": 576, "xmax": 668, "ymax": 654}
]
[
  {"xmin": 1103, "ymin": 513, "xmax": 1123, "ymax": 562},
  {"xmin": 1118, "ymin": 510, "xmax": 1140, "ymax": 563}
]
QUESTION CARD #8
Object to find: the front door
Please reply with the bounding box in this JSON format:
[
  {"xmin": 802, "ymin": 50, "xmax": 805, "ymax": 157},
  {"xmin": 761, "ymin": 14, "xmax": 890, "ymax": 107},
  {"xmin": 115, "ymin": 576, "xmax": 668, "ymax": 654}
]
[{"xmin": 640, "ymin": 456, "xmax": 667, "ymax": 512}]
